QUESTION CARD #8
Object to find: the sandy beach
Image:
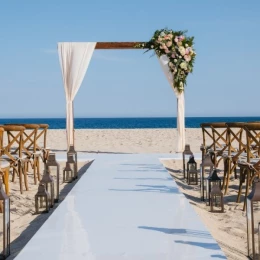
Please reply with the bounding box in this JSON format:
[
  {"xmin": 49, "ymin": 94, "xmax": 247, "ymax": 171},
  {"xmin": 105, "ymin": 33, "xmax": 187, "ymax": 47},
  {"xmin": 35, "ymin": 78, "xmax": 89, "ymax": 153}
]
[
  {"xmin": 3, "ymin": 128, "xmax": 249, "ymax": 259},
  {"xmin": 46, "ymin": 128, "xmax": 204, "ymax": 154}
]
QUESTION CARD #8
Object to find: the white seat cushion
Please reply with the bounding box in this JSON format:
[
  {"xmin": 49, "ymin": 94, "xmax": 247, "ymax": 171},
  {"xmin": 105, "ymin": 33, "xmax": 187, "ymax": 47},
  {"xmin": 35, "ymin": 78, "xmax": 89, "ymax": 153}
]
[{"xmin": 0, "ymin": 159, "xmax": 10, "ymax": 168}]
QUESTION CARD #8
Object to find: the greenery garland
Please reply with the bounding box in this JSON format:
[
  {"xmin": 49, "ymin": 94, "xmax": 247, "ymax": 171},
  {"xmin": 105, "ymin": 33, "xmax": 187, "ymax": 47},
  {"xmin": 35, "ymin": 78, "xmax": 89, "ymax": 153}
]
[{"xmin": 135, "ymin": 29, "xmax": 196, "ymax": 93}]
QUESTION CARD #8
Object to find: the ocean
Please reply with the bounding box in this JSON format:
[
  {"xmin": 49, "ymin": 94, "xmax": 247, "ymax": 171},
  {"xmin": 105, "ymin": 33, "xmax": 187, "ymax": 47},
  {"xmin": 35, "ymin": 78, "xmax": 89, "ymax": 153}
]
[{"xmin": 0, "ymin": 117, "xmax": 260, "ymax": 129}]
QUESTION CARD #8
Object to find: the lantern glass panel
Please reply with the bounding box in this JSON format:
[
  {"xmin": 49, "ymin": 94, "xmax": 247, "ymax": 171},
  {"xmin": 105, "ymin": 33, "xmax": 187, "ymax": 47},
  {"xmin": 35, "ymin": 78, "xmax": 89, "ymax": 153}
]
[
  {"xmin": 0, "ymin": 190, "xmax": 10, "ymax": 260},
  {"xmin": 247, "ymin": 198, "xmax": 253, "ymax": 258},
  {"xmin": 247, "ymin": 198, "xmax": 260, "ymax": 259},
  {"xmin": 63, "ymin": 163, "xmax": 74, "ymax": 183},
  {"xmin": 0, "ymin": 202, "xmax": 10, "ymax": 259},
  {"xmin": 0, "ymin": 207, "xmax": 3, "ymax": 257},
  {"xmin": 206, "ymin": 170, "xmax": 221, "ymax": 204},
  {"xmin": 210, "ymin": 193, "xmax": 224, "ymax": 213},
  {"xmin": 4, "ymin": 200, "xmax": 10, "ymax": 257},
  {"xmin": 35, "ymin": 193, "xmax": 49, "ymax": 214},
  {"xmin": 48, "ymin": 165, "xmax": 60, "ymax": 202}
]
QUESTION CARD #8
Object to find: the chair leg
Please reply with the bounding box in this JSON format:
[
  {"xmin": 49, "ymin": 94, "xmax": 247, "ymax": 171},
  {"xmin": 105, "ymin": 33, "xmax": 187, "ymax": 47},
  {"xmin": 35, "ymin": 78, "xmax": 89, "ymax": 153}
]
[
  {"xmin": 23, "ymin": 161, "xmax": 29, "ymax": 191},
  {"xmin": 222, "ymin": 158, "xmax": 228, "ymax": 190},
  {"xmin": 12, "ymin": 166, "xmax": 16, "ymax": 182},
  {"xmin": 36, "ymin": 156, "xmax": 41, "ymax": 181},
  {"xmin": 224, "ymin": 159, "xmax": 232, "ymax": 195},
  {"xmin": 243, "ymin": 170, "xmax": 251, "ymax": 211},
  {"xmin": 2, "ymin": 169, "xmax": 10, "ymax": 195},
  {"xmin": 237, "ymin": 167, "xmax": 246, "ymax": 203},
  {"xmin": 33, "ymin": 157, "xmax": 37, "ymax": 185},
  {"xmin": 18, "ymin": 164, "xmax": 23, "ymax": 194}
]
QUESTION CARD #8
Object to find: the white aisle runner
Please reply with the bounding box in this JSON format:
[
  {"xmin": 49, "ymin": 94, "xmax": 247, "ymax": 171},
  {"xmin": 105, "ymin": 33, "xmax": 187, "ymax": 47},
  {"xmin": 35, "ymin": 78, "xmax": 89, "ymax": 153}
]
[{"xmin": 15, "ymin": 153, "xmax": 226, "ymax": 260}]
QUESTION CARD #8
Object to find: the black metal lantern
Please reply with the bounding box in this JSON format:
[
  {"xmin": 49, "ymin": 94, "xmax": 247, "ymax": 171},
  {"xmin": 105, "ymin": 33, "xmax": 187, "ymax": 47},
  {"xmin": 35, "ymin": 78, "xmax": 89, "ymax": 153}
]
[
  {"xmin": 40, "ymin": 169, "xmax": 54, "ymax": 208},
  {"xmin": 35, "ymin": 183, "xmax": 50, "ymax": 214},
  {"xmin": 210, "ymin": 184, "xmax": 224, "ymax": 213},
  {"xmin": 0, "ymin": 180, "xmax": 10, "ymax": 260},
  {"xmin": 182, "ymin": 144, "xmax": 193, "ymax": 179},
  {"xmin": 206, "ymin": 169, "xmax": 221, "ymax": 205},
  {"xmin": 67, "ymin": 145, "xmax": 78, "ymax": 179},
  {"xmin": 187, "ymin": 156, "xmax": 198, "ymax": 185},
  {"xmin": 63, "ymin": 162, "xmax": 74, "ymax": 183},
  {"xmin": 45, "ymin": 153, "xmax": 60, "ymax": 203},
  {"xmin": 200, "ymin": 154, "xmax": 214, "ymax": 201},
  {"xmin": 247, "ymin": 180, "xmax": 260, "ymax": 259}
]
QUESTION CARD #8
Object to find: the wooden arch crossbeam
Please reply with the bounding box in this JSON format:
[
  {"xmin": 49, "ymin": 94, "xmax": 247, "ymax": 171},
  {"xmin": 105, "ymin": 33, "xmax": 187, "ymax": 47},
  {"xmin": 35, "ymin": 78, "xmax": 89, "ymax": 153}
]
[{"xmin": 95, "ymin": 42, "xmax": 147, "ymax": 49}]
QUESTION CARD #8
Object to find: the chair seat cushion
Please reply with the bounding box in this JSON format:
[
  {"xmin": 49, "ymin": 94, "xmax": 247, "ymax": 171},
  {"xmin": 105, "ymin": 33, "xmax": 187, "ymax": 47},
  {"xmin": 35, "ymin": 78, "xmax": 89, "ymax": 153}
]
[
  {"xmin": 1, "ymin": 153, "xmax": 28, "ymax": 160},
  {"xmin": 0, "ymin": 159, "xmax": 10, "ymax": 169}
]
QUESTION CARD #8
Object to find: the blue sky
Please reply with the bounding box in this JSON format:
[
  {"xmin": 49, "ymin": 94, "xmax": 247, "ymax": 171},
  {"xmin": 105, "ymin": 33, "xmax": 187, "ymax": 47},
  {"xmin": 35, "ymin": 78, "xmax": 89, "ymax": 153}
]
[{"xmin": 0, "ymin": 0, "xmax": 259, "ymax": 118}]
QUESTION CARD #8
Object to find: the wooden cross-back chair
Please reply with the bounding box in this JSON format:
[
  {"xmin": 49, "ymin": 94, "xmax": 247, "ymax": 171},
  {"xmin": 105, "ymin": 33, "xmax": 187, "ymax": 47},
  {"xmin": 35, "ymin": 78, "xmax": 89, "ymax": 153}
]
[
  {"xmin": 22, "ymin": 124, "xmax": 41, "ymax": 184},
  {"xmin": 5, "ymin": 124, "xmax": 42, "ymax": 184},
  {"xmin": 14, "ymin": 124, "xmax": 42, "ymax": 184},
  {"xmin": 0, "ymin": 127, "xmax": 10, "ymax": 195},
  {"xmin": 209, "ymin": 122, "xmax": 229, "ymax": 167},
  {"xmin": 222, "ymin": 122, "xmax": 246, "ymax": 195},
  {"xmin": 0, "ymin": 125, "xmax": 28, "ymax": 193},
  {"xmin": 237, "ymin": 123, "xmax": 260, "ymax": 211}
]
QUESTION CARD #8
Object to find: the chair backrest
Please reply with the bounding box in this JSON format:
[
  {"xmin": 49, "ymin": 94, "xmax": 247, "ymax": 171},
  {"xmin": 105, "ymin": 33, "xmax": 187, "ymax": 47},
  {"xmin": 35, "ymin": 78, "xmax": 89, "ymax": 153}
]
[
  {"xmin": 36, "ymin": 124, "xmax": 49, "ymax": 150},
  {"xmin": 243, "ymin": 123, "xmax": 260, "ymax": 162},
  {"xmin": 0, "ymin": 125, "xmax": 25, "ymax": 161},
  {"xmin": 210, "ymin": 122, "xmax": 228, "ymax": 153},
  {"xmin": 21, "ymin": 124, "xmax": 40, "ymax": 154},
  {"xmin": 225, "ymin": 122, "xmax": 246, "ymax": 159},
  {"xmin": 200, "ymin": 123, "xmax": 214, "ymax": 150}
]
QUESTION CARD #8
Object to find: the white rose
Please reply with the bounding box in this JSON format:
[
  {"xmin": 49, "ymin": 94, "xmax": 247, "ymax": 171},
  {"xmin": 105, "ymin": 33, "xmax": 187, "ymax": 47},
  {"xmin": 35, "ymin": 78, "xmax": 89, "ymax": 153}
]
[
  {"xmin": 179, "ymin": 46, "xmax": 186, "ymax": 56},
  {"xmin": 180, "ymin": 62, "xmax": 188, "ymax": 70},
  {"xmin": 174, "ymin": 59, "xmax": 177, "ymax": 63},
  {"xmin": 185, "ymin": 44, "xmax": 188, "ymax": 47},
  {"xmin": 151, "ymin": 45, "xmax": 154, "ymax": 49},
  {"xmin": 166, "ymin": 41, "xmax": 172, "ymax": 47}
]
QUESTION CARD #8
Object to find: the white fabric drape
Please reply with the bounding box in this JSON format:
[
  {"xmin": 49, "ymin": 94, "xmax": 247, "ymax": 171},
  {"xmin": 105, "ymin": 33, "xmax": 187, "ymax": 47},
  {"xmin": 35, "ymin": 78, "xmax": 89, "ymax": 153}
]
[
  {"xmin": 158, "ymin": 55, "xmax": 185, "ymax": 152},
  {"xmin": 58, "ymin": 42, "xmax": 96, "ymax": 149}
]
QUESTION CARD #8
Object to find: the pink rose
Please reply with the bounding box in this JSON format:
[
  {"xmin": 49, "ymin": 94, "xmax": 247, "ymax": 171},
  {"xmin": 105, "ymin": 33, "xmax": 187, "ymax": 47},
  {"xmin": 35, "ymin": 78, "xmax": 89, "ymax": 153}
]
[
  {"xmin": 179, "ymin": 35, "xmax": 185, "ymax": 41},
  {"xmin": 185, "ymin": 48, "xmax": 190, "ymax": 55},
  {"xmin": 174, "ymin": 37, "xmax": 178, "ymax": 43},
  {"xmin": 171, "ymin": 53, "xmax": 175, "ymax": 58},
  {"xmin": 165, "ymin": 48, "xmax": 170, "ymax": 53},
  {"xmin": 184, "ymin": 55, "xmax": 191, "ymax": 62}
]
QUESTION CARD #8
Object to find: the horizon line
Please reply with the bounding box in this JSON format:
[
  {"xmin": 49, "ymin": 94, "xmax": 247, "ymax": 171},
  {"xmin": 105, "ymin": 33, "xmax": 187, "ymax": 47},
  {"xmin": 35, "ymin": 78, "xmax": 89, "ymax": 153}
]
[{"xmin": 1, "ymin": 116, "xmax": 260, "ymax": 120}]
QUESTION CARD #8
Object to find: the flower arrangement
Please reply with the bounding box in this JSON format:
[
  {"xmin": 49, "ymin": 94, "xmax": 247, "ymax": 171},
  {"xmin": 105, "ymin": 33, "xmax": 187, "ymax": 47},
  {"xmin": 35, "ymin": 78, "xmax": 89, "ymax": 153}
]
[{"xmin": 135, "ymin": 29, "xmax": 196, "ymax": 93}]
